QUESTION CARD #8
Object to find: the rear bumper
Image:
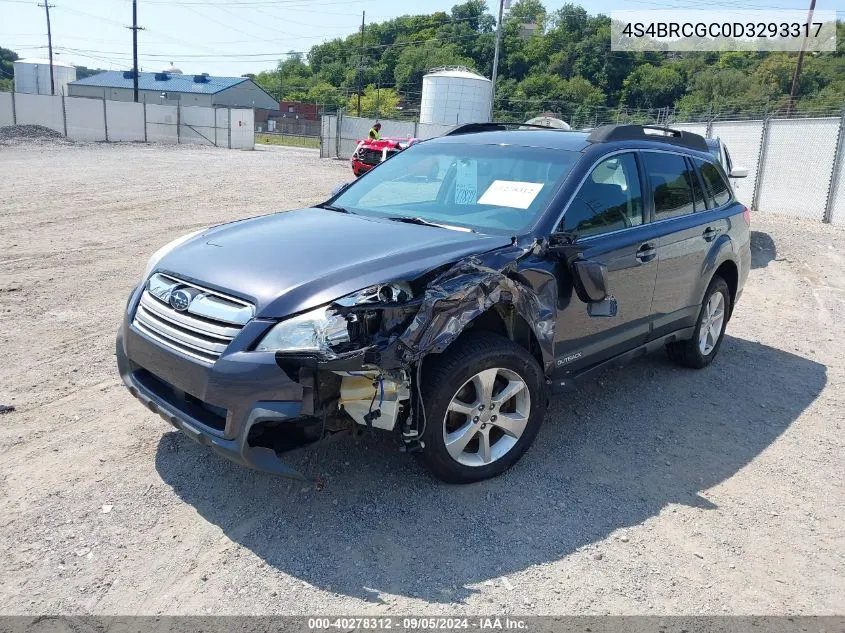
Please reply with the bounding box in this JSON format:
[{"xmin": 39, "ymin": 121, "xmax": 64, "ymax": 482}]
[{"xmin": 116, "ymin": 285, "xmax": 310, "ymax": 478}]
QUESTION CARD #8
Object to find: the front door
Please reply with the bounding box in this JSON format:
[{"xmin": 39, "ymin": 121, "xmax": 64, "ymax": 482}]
[{"xmin": 551, "ymin": 152, "xmax": 658, "ymax": 375}]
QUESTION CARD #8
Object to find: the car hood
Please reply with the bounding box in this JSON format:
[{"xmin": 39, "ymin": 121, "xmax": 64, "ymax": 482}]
[{"xmin": 155, "ymin": 208, "xmax": 512, "ymax": 318}]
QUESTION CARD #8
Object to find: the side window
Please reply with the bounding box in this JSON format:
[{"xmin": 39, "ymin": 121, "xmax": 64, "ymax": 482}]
[
  {"xmin": 697, "ymin": 159, "xmax": 732, "ymax": 207},
  {"xmin": 687, "ymin": 158, "xmax": 708, "ymax": 211},
  {"xmin": 642, "ymin": 152, "xmax": 697, "ymax": 219},
  {"xmin": 560, "ymin": 153, "xmax": 644, "ymax": 238}
]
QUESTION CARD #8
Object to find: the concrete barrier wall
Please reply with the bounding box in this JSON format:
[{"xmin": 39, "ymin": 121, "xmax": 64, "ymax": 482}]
[
  {"xmin": 145, "ymin": 103, "xmax": 178, "ymax": 144},
  {"xmin": 215, "ymin": 109, "xmax": 229, "ymax": 147},
  {"xmin": 15, "ymin": 93, "xmax": 64, "ymax": 133},
  {"xmin": 181, "ymin": 105, "xmax": 217, "ymax": 146},
  {"xmin": 66, "ymin": 97, "xmax": 105, "ymax": 141},
  {"xmin": 0, "ymin": 92, "xmax": 13, "ymax": 126},
  {"xmin": 105, "ymin": 100, "xmax": 145, "ymax": 142}
]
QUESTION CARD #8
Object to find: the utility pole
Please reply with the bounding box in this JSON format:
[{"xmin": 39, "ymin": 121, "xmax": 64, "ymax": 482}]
[
  {"xmin": 38, "ymin": 2, "xmax": 56, "ymax": 95},
  {"xmin": 278, "ymin": 63, "xmax": 283, "ymax": 103},
  {"xmin": 127, "ymin": 0, "xmax": 144, "ymax": 102},
  {"xmin": 787, "ymin": 0, "xmax": 817, "ymax": 116},
  {"xmin": 357, "ymin": 11, "xmax": 365, "ymax": 117},
  {"xmin": 375, "ymin": 81, "xmax": 380, "ymax": 117},
  {"xmin": 489, "ymin": 0, "xmax": 506, "ymax": 121}
]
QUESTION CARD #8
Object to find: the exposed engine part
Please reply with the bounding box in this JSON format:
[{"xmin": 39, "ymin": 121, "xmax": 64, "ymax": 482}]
[
  {"xmin": 335, "ymin": 282, "xmax": 413, "ymax": 307},
  {"xmin": 336, "ymin": 369, "xmax": 410, "ymax": 431}
]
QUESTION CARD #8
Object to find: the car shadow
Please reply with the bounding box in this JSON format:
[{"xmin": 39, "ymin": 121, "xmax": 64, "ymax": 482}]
[
  {"xmin": 751, "ymin": 231, "xmax": 776, "ymax": 269},
  {"xmin": 155, "ymin": 335, "xmax": 825, "ymax": 603}
]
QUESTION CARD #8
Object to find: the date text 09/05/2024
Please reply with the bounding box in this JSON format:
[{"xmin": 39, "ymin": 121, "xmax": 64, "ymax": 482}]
[{"xmin": 307, "ymin": 617, "xmax": 529, "ymax": 630}]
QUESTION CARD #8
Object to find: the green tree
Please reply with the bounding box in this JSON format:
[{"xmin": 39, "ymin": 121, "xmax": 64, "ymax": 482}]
[
  {"xmin": 1, "ymin": 45, "xmax": 18, "ymax": 88},
  {"xmin": 621, "ymin": 64, "xmax": 685, "ymax": 109},
  {"xmin": 348, "ymin": 85, "xmax": 401, "ymax": 117},
  {"xmin": 393, "ymin": 40, "xmax": 476, "ymax": 95}
]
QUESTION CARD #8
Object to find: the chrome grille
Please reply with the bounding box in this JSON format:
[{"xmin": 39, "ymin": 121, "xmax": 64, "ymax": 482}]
[{"xmin": 132, "ymin": 273, "xmax": 254, "ymax": 364}]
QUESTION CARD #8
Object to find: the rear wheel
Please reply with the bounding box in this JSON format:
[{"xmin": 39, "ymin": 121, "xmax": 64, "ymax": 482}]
[
  {"xmin": 419, "ymin": 331, "xmax": 546, "ymax": 483},
  {"xmin": 666, "ymin": 276, "xmax": 730, "ymax": 369}
]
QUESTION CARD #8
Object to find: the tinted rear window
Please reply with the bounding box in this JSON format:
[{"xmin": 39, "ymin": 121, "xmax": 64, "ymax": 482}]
[
  {"xmin": 697, "ymin": 160, "xmax": 732, "ymax": 207},
  {"xmin": 642, "ymin": 152, "xmax": 697, "ymax": 219}
]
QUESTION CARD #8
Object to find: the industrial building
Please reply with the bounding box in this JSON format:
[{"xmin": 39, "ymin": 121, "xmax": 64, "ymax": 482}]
[
  {"xmin": 67, "ymin": 70, "xmax": 278, "ymax": 109},
  {"xmin": 13, "ymin": 58, "xmax": 77, "ymax": 95}
]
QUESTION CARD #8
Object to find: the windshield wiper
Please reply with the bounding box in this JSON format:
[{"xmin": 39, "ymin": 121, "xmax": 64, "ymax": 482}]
[
  {"xmin": 318, "ymin": 203, "xmax": 354, "ymax": 214},
  {"xmin": 386, "ymin": 216, "xmax": 476, "ymax": 233}
]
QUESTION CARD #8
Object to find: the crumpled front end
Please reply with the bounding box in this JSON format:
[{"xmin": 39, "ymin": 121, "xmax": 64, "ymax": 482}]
[
  {"xmin": 276, "ymin": 244, "xmax": 558, "ymax": 453},
  {"xmin": 117, "ymin": 241, "xmax": 558, "ymax": 477}
]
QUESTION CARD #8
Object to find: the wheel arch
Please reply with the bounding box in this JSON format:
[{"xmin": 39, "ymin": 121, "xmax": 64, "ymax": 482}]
[
  {"xmin": 700, "ymin": 235, "xmax": 738, "ymax": 315},
  {"xmin": 713, "ymin": 260, "xmax": 738, "ymax": 317},
  {"xmin": 448, "ymin": 304, "xmax": 546, "ymax": 372}
]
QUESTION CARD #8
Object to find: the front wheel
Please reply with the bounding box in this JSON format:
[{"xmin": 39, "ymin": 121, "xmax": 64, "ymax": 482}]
[
  {"xmin": 666, "ymin": 276, "xmax": 731, "ymax": 369},
  {"xmin": 419, "ymin": 331, "xmax": 547, "ymax": 483}
]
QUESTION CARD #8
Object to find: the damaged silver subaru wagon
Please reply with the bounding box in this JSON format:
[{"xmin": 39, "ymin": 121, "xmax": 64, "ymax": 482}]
[{"xmin": 117, "ymin": 123, "xmax": 750, "ymax": 483}]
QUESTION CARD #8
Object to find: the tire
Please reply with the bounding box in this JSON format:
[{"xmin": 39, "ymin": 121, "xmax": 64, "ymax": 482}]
[
  {"xmin": 666, "ymin": 276, "xmax": 731, "ymax": 369},
  {"xmin": 418, "ymin": 331, "xmax": 547, "ymax": 484}
]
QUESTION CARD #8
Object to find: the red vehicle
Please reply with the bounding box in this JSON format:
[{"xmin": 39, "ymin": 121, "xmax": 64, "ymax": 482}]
[{"xmin": 351, "ymin": 137, "xmax": 420, "ymax": 177}]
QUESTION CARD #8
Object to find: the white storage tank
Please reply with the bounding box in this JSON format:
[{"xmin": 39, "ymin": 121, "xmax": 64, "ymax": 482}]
[
  {"xmin": 13, "ymin": 58, "xmax": 76, "ymax": 95},
  {"xmin": 420, "ymin": 67, "xmax": 492, "ymax": 126}
]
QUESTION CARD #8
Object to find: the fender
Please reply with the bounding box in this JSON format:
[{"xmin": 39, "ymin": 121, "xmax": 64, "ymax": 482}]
[
  {"xmin": 697, "ymin": 232, "xmax": 735, "ymax": 303},
  {"xmin": 387, "ymin": 250, "xmax": 557, "ymax": 373}
]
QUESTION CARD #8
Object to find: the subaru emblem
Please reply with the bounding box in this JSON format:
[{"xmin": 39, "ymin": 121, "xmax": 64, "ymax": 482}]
[{"xmin": 169, "ymin": 288, "xmax": 192, "ymax": 312}]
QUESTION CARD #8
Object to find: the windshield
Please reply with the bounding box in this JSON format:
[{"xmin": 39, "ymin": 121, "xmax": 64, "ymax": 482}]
[{"xmin": 333, "ymin": 142, "xmax": 580, "ymax": 235}]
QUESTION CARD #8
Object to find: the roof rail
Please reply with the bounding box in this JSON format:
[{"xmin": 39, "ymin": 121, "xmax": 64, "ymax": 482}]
[
  {"xmin": 445, "ymin": 122, "xmax": 507, "ymax": 136},
  {"xmin": 445, "ymin": 121, "xmax": 572, "ymax": 136},
  {"xmin": 587, "ymin": 124, "xmax": 709, "ymax": 152}
]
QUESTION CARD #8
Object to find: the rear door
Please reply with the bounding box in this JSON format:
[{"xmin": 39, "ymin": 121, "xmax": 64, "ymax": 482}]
[
  {"xmin": 644, "ymin": 151, "xmax": 721, "ymax": 338},
  {"xmin": 551, "ymin": 152, "xmax": 658, "ymax": 373}
]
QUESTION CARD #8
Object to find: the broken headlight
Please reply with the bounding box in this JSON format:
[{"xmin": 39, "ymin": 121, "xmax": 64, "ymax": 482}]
[
  {"xmin": 255, "ymin": 282, "xmax": 413, "ymax": 354},
  {"xmin": 255, "ymin": 306, "xmax": 350, "ymax": 353},
  {"xmin": 334, "ymin": 282, "xmax": 413, "ymax": 306}
]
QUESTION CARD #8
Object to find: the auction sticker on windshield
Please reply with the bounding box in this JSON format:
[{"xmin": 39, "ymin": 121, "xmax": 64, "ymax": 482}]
[
  {"xmin": 455, "ymin": 159, "xmax": 478, "ymax": 205},
  {"xmin": 478, "ymin": 180, "xmax": 544, "ymax": 209}
]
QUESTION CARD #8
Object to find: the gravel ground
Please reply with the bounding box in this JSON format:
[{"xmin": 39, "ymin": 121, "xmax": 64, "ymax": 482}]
[
  {"xmin": 0, "ymin": 141, "xmax": 843, "ymax": 615},
  {"xmin": 0, "ymin": 125, "xmax": 73, "ymax": 147}
]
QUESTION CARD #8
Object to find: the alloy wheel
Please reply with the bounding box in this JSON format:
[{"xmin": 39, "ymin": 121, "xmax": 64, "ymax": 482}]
[
  {"xmin": 442, "ymin": 367, "xmax": 531, "ymax": 467},
  {"xmin": 698, "ymin": 291, "xmax": 726, "ymax": 355}
]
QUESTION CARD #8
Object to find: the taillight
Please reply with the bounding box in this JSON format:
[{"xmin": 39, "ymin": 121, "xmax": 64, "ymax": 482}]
[{"xmin": 742, "ymin": 206, "xmax": 751, "ymax": 226}]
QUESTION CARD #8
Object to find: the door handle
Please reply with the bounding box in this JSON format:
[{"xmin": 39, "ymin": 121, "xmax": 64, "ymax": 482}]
[
  {"xmin": 635, "ymin": 242, "xmax": 656, "ymax": 263},
  {"xmin": 703, "ymin": 226, "xmax": 721, "ymax": 242}
]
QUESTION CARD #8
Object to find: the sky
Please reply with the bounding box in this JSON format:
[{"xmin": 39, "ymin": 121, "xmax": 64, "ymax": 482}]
[{"xmin": 1, "ymin": 0, "xmax": 840, "ymax": 78}]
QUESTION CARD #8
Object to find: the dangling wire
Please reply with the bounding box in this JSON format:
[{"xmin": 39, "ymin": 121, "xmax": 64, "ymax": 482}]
[{"xmin": 415, "ymin": 361, "xmax": 427, "ymax": 438}]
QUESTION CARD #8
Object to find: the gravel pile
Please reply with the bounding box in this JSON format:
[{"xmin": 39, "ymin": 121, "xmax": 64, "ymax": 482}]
[{"xmin": 0, "ymin": 124, "xmax": 72, "ymax": 146}]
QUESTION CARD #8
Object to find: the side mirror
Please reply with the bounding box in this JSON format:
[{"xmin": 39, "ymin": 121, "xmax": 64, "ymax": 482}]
[
  {"xmin": 330, "ymin": 182, "xmax": 352, "ymax": 197},
  {"xmin": 571, "ymin": 259, "xmax": 608, "ymax": 303},
  {"xmin": 729, "ymin": 166, "xmax": 748, "ymax": 178}
]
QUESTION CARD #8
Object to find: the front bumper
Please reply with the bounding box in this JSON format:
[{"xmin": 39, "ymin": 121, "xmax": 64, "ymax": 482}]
[
  {"xmin": 116, "ymin": 286, "xmax": 310, "ymax": 478},
  {"xmin": 351, "ymin": 159, "xmax": 375, "ymax": 177}
]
